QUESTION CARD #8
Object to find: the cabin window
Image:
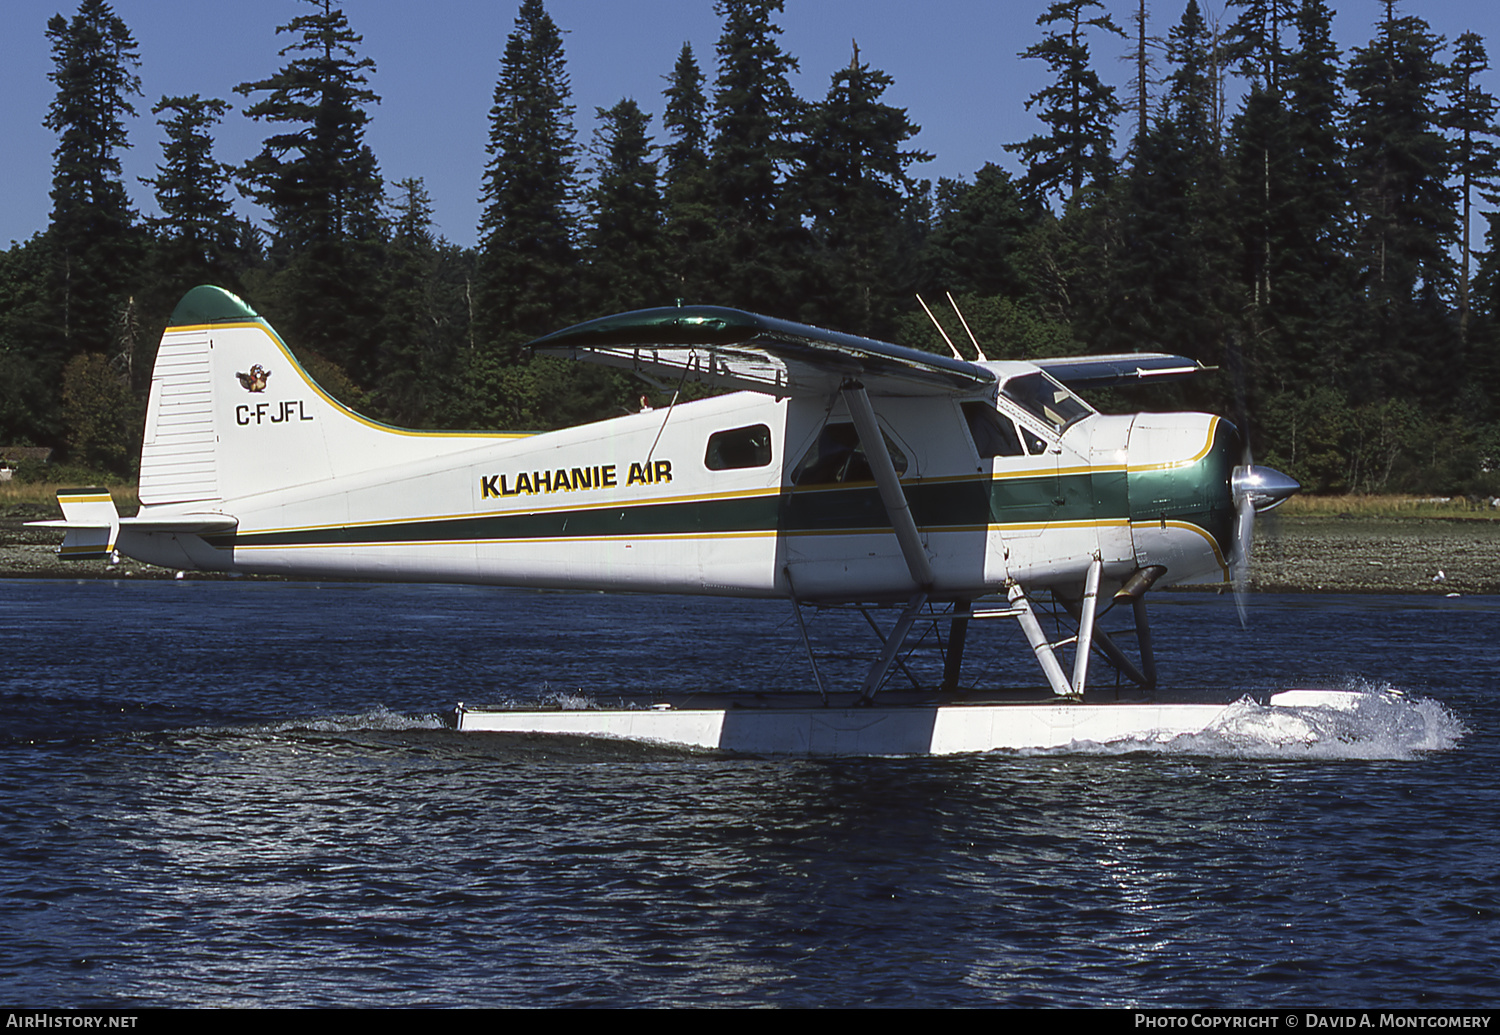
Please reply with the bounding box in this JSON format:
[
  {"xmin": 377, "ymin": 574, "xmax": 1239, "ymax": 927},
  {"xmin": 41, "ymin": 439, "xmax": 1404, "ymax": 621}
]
[
  {"xmin": 792, "ymin": 423, "xmax": 908, "ymax": 485},
  {"xmin": 705, "ymin": 424, "xmax": 773, "ymax": 470},
  {"xmin": 1001, "ymin": 372, "xmax": 1091, "ymax": 433},
  {"xmin": 1020, "ymin": 427, "xmax": 1048, "ymax": 455},
  {"xmin": 961, "ymin": 402, "xmax": 1025, "ymax": 458}
]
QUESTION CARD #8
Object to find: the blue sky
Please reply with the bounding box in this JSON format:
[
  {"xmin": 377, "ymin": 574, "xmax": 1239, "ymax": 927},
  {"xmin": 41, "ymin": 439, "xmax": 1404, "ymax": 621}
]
[{"xmin": 4, "ymin": 0, "xmax": 1499, "ymax": 250}]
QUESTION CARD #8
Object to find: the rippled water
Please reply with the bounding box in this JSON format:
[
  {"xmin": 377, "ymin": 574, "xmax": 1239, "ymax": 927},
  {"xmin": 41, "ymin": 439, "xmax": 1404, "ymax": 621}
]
[{"xmin": 2, "ymin": 580, "xmax": 1497, "ymax": 1007}]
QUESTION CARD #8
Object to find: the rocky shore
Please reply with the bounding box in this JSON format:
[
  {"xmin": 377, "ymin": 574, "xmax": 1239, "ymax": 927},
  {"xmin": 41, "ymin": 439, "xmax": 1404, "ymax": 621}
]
[{"xmin": 3, "ymin": 507, "xmax": 1498, "ymax": 594}]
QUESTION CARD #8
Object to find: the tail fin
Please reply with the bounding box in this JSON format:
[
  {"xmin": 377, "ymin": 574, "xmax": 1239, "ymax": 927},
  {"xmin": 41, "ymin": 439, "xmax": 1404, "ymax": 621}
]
[{"xmin": 140, "ymin": 286, "xmax": 492, "ymax": 508}]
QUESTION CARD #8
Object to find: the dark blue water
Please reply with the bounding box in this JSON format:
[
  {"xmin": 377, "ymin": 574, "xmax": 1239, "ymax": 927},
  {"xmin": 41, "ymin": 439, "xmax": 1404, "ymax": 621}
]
[{"xmin": 1, "ymin": 580, "xmax": 1495, "ymax": 1007}]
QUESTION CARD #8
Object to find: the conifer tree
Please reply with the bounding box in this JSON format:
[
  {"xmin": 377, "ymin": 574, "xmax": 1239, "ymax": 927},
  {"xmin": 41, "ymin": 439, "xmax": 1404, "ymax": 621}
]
[
  {"xmin": 661, "ymin": 43, "xmax": 716, "ymax": 301},
  {"xmin": 1267, "ymin": 0, "xmax": 1353, "ymax": 386},
  {"xmin": 920, "ymin": 166, "xmax": 1039, "ymax": 305},
  {"xmin": 584, "ymin": 99, "xmax": 667, "ymax": 315},
  {"xmin": 1006, "ymin": 0, "xmax": 1125, "ymax": 205},
  {"xmin": 43, "ymin": 0, "xmax": 143, "ymax": 356},
  {"xmin": 1345, "ymin": 3, "xmax": 1456, "ymax": 401},
  {"xmin": 235, "ymin": 0, "xmax": 385, "ymax": 382},
  {"xmin": 1112, "ymin": 1, "xmax": 1235, "ymax": 375},
  {"xmin": 1224, "ymin": 0, "xmax": 1292, "ymax": 327},
  {"xmin": 795, "ymin": 48, "xmax": 930, "ymax": 335},
  {"xmin": 475, "ymin": 0, "xmax": 580, "ymax": 357},
  {"xmin": 370, "ymin": 178, "xmax": 438, "ymax": 425},
  {"xmin": 1123, "ymin": 0, "xmax": 1161, "ymax": 154},
  {"xmin": 375, "ymin": 178, "xmax": 475, "ymax": 430},
  {"xmin": 706, "ymin": 0, "xmax": 805, "ymax": 311},
  {"xmin": 1346, "ymin": 6, "xmax": 1455, "ymax": 307},
  {"xmin": 1225, "ymin": 0, "xmax": 1293, "ymax": 89},
  {"xmin": 466, "ymin": 1, "xmax": 628, "ymax": 433},
  {"xmin": 1444, "ymin": 32, "xmax": 1500, "ymax": 341},
  {"xmin": 663, "ymin": 44, "xmax": 709, "ymax": 196},
  {"xmin": 236, "ymin": 0, "xmax": 383, "ymax": 252},
  {"xmin": 143, "ymin": 95, "xmax": 241, "ymax": 285}
]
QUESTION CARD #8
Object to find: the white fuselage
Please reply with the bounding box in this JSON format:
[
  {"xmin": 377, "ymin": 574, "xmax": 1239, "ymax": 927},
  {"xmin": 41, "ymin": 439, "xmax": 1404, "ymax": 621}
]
[{"xmin": 118, "ymin": 319, "xmax": 1234, "ymax": 601}]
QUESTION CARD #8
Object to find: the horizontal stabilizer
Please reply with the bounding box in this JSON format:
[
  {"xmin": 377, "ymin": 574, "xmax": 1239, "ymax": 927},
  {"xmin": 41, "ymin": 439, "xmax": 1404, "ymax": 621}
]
[
  {"xmin": 29, "ymin": 488, "xmax": 237, "ymax": 560},
  {"xmin": 32, "ymin": 487, "xmax": 120, "ymax": 560},
  {"xmin": 531, "ymin": 305, "xmax": 995, "ymax": 398},
  {"xmin": 1034, "ymin": 353, "xmax": 1209, "ymax": 389}
]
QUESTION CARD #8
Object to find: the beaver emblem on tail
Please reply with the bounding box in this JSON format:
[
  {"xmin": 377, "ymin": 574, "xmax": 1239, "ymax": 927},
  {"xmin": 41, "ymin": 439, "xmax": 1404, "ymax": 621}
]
[{"xmin": 236, "ymin": 364, "xmax": 271, "ymax": 392}]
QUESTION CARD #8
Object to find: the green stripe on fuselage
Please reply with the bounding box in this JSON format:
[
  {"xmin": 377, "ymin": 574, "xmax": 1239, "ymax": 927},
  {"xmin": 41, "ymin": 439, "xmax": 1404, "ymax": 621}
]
[{"xmin": 209, "ymin": 443, "xmax": 1233, "ymax": 552}]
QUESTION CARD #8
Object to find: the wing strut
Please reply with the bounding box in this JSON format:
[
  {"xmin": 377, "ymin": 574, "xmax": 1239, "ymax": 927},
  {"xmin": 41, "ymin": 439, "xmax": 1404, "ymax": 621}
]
[
  {"xmin": 840, "ymin": 380, "xmax": 937, "ymax": 703},
  {"xmin": 840, "ymin": 381, "xmax": 933, "ymax": 591}
]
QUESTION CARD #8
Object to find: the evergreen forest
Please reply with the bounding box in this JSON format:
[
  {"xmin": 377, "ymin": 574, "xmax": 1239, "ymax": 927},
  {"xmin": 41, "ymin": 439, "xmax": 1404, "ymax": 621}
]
[{"xmin": 4, "ymin": 0, "xmax": 1500, "ymax": 498}]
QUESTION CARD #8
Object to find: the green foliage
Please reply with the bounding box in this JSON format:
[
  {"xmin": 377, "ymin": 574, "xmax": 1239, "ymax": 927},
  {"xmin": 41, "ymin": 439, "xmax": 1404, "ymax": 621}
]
[
  {"xmin": 449, "ymin": 352, "xmax": 629, "ymax": 433},
  {"xmin": 1445, "ymin": 32, "xmax": 1500, "ymax": 338},
  {"xmin": 921, "ymin": 164, "xmax": 1043, "ymax": 302},
  {"xmin": 60, "ymin": 352, "xmax": 136, "ymax": 473},
  {"xmin": 369, "ymin": 179, "xmax": 471, "ymax": 427},
  {"xmin": 893, "ymin": 293, "xmax": 1080, "ymax": 361},
  {"xmin": 233, "ymin": 1, "xmax": 387, "ymax": 386},
  {"xmin": 661, "ymin": 44, "xmax": 717, "ymax": 303},
  {"xmin": 1345, "ymin": 7, "xmax": 1456, "ymax": 331}
]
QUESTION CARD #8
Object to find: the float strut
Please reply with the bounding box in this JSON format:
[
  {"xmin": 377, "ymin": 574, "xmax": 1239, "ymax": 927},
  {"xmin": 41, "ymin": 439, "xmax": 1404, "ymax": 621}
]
[
  {"xmin": 1070, "ymin": 557, "xmax": 1103, "ymax": 696},
  {"xmin": 941, "ymin": 600, "xmax": 971, "ymax": 693},
  {"xmin": 1006, "ymin": 582, "xmax": 1074, "ymax": 698},
  {"xmin": 1056, "ymin": 594, "xmax": 1151, "ymax": 688},
  {"xmin": 1132, "ymin": 597, "xmax": 1158, "ymax": 690},
  {"xmin": 784, "ymin": 567, "xmax": 828, "ymax": 705},
  {"xmin": 857, "ymin": 592, "xmax": 928, "ymax": 703}
]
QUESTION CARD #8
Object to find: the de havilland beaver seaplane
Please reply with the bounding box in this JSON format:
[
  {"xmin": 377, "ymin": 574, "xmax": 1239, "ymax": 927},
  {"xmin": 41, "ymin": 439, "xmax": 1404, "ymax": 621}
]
[{"xmin": 38, "ymin": 284, "xmax": 1329, "ymax": 756}]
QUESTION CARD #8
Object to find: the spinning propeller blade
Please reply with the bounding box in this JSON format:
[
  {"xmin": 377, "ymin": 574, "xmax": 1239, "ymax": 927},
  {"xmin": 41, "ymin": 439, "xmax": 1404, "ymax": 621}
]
[{"xmin": 1228, "ymin": 457, "xmax": 1301, "ymax": 625}]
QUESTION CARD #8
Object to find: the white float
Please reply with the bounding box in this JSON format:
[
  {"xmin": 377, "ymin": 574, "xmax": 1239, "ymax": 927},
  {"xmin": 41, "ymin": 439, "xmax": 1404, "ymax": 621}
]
[{"xmin": 454, "ymin": 692, "xmax": 1375, "ymax": 756}]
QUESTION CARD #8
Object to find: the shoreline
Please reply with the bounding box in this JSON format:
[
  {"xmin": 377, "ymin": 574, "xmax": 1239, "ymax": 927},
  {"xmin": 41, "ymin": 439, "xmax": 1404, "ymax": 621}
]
[{"xmin": 5, "ymin": 510, "xmax": 1497, "ymax": 595}]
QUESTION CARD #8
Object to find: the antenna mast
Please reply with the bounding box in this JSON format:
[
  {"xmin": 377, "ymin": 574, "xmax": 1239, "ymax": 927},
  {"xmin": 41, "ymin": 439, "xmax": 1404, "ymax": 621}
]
[
  {"xmin": 916, "ymin": 294, "xmax": 964, "ymax": 360},
  {"xmin": 946, "ymin": 291, "xmax": 989, "ymax": 361}
]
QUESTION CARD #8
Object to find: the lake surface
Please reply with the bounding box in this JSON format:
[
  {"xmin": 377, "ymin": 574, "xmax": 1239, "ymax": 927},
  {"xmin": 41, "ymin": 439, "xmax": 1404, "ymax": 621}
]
[{"xmin": 1, "ymin": 580, "xmax": 1496, "ymax": 1007}]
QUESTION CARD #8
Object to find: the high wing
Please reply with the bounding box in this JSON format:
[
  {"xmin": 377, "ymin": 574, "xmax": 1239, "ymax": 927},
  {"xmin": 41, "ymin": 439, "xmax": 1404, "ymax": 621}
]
[
  {"xmin": 531, "ymin": 305, "xmax": 1207, "ymax": 398},
  {"xmin": 1033, "ymin": 353, "xmax": 1211, "ymax": 390},
  {"xmin": 529, "ymin": 305, "xmax": 995, "ymax": 398}
]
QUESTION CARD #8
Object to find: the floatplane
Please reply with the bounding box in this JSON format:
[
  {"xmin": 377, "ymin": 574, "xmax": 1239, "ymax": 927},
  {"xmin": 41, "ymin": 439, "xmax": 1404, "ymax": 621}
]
[{"xmin": 38, "ymin": 285, "xmax": 1325, "ymax": 756}]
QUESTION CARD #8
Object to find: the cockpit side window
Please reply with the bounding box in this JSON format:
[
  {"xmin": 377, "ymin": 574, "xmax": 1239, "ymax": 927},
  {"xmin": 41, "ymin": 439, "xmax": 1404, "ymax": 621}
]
[
  {"xmin": 705, "ymin": 424, "xmax": 772, "ymax": 470},
  {"xmin": 1000, "ymin": 372, "xmax": 1091, "ymax": 433},
  {"xmin": 961, "ymin": 402, "xmax": 1025, "ymax": 458},
  {"xmin": 792, "ymin": 422, "xmax": 908, "ymax": 485}
]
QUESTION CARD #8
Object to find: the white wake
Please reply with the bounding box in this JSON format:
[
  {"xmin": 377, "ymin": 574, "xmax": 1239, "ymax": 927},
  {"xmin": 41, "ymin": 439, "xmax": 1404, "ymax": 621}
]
[{"xmin": 1071, "ymin": 682, "xmax": 1466, "ymax": 760}]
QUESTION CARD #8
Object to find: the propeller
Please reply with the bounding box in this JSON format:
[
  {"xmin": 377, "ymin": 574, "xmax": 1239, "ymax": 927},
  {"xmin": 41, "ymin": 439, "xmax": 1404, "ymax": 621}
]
[{"xmin": 1228, "ymin": 456, "xmax": 1301, "ymax": 625}]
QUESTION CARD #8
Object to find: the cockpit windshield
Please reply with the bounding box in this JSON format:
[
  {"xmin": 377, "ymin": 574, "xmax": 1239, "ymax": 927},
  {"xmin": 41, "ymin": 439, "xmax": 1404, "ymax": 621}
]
[{"xmin": 1000, "ymin": 372, "xmax": 1092, "ymax": 433}]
